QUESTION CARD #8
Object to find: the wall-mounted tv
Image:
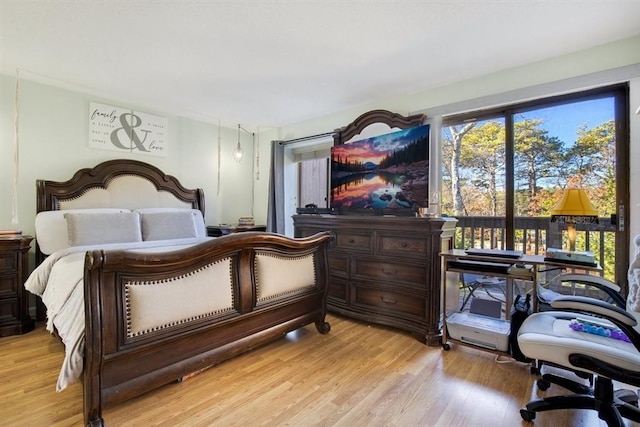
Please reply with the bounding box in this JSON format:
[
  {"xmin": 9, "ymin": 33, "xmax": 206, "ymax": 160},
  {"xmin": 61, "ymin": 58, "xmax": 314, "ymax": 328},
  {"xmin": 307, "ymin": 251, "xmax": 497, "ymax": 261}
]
[{"xmin": 330, "ymin": 124, "xmax": 430, "ymax": 215}]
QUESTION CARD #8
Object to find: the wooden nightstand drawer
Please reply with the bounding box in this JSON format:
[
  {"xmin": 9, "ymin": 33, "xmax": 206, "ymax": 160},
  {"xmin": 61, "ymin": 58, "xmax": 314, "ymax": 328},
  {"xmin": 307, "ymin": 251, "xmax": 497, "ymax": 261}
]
[
  {"xmin": 0, "ymin": 252, "xmax": 17, "ymax": 272},
  {"xmin": 0, "ymin": 297, "xmax": 19, "ymax": 321},
  {"xmin": 352, "ymin": 258, "xmax": 427, "ymax": 286},
  {"xmin": 0, "ymin": 235, "xmax": 35, "ymax": 337},
  {"xmin": 0, "ymin": 275, "xmax": 18, "ymax": 296},
  {"xmin": 334, "ymin": 232, "xmax": 372, "ymax": 253},
  {"xmin": 353, "ymin": 284, "xmax": 426, "ymax": 318},
  {"xmin": 377, "ymin": 234, "xmax": 427, "ymax": 258}
]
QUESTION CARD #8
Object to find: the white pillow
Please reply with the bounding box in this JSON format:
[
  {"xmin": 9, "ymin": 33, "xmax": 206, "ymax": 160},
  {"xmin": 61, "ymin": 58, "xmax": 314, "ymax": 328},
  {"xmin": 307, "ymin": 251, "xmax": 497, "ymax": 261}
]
[
  {"xmin": 35, "ymin": 208, "xmax": 130, "ymax": 255},
  {"xmin": 135, "ymin": 208, "xmax": 206, "ymax": 239},
  {"xmin": 64, "ymin": 212, "xmax": 142, "ymax": 247}
]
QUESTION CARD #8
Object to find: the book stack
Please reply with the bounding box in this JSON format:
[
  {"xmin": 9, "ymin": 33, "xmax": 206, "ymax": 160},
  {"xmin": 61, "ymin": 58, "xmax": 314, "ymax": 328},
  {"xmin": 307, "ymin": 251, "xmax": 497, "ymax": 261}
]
[{"xmin": 237, "ymin": 217, "xmax": 255, "ymax": 227}]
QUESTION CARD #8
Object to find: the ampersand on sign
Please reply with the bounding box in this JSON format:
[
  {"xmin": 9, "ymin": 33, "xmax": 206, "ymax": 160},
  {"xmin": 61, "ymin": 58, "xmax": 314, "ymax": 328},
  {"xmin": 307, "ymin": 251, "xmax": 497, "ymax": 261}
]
[{"xmin": 110, "ymin": 113, "xmax": 151, "ymax": 151}]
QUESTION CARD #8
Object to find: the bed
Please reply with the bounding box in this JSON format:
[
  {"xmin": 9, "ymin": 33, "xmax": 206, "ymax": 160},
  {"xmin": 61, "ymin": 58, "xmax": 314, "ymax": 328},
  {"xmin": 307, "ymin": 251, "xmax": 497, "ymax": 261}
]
[{"xmin": 25, "ymin": 159, "xmax": 332, "ymax": 427}]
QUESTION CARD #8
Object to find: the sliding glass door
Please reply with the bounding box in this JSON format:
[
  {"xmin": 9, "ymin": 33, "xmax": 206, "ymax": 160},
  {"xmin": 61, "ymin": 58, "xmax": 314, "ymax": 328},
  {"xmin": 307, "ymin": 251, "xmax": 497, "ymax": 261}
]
[{"xmin": 441, "ymin": 84, "xmax": 629, "ymax": 288}]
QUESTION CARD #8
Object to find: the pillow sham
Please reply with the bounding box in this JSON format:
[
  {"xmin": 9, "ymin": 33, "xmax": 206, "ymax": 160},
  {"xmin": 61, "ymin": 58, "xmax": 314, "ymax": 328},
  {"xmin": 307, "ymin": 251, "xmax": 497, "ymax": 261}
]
[
  {"xmin": 139, "ymin": 210, "xmax": 203, "ymax": 241},
  {"xmin": 64, "ymin": 211, "xmax": 142, "ymax": 247},
  {"xmin": 35, "ymin": 208, "xmax": 130, "ymax": 255},
  {"xmin": 135, "ymin": 208, "xmax": 206, "ymax": 239}
]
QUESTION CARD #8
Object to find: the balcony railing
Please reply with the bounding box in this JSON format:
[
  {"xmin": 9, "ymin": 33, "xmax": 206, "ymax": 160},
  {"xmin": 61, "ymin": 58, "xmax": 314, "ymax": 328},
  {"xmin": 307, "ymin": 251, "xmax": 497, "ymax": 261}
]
[{"xmin": 452, "ymin": 216, "xmax": 617, "ymax": 280}]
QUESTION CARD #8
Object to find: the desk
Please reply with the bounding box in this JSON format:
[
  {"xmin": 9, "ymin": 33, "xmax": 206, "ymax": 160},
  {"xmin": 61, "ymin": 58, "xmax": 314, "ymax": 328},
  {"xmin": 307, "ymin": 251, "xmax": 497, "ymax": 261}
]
[{"xmin": 440, "ymin": 249, "xmax": 602, "ymax": 353}]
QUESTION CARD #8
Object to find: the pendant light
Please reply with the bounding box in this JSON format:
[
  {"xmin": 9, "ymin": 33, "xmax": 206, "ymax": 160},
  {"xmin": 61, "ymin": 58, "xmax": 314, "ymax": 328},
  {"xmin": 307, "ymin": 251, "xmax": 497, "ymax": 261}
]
[
  {"xmin": 234, "ymin": 124, "xmax": 255, "ymax": 163},
  {"xmin": 233, "ymin": 124, "xmax": 244, "ymax": 162}
]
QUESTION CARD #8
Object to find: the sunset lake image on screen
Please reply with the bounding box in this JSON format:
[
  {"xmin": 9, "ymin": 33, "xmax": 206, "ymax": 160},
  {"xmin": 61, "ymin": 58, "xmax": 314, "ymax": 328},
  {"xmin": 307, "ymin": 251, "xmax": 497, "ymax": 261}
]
[{"xmin": 330, "ymin": 124, "xmax": 430, "ymax": 210}]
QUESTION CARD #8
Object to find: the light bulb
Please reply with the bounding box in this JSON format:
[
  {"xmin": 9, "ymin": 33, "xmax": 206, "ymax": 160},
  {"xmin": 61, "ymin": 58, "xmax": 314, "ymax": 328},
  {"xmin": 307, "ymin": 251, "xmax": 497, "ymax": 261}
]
[{"xmin": 233, "ymin": 144, "xmax": 244, "ymax": 162}]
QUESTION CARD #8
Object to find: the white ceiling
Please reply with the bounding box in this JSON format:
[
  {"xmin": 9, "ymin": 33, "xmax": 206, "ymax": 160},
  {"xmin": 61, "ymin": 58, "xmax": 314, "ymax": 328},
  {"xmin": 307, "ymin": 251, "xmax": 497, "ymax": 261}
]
[{"xmin": 1, "ymin": 0, "xmax": 639, "ymax": 128}]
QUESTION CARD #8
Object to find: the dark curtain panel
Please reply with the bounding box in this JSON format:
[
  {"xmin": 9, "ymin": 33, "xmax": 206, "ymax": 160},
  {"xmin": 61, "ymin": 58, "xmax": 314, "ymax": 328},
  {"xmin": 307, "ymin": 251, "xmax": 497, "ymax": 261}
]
[{"xmin": 266, "ymin": 140, "xmax": 285, "ymax": 233}]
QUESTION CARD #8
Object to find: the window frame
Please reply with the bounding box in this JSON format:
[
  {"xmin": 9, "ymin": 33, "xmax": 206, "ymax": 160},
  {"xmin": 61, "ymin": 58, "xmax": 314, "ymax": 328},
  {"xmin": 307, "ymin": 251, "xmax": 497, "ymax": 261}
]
[{"xmin": 441, "ymin": 83, "xmax": 630, "ymax": 288}]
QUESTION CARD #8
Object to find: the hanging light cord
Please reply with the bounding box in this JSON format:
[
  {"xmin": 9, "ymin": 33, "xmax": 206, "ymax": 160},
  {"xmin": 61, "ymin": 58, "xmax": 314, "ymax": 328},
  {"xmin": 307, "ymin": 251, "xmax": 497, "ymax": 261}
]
[
  {"xmin": 217, "ymin": 120, "xmax": 221, "ymax": 196},
  {"xmin": 11, "ymin": 69, "xmax": 20, "ymax": 227}
]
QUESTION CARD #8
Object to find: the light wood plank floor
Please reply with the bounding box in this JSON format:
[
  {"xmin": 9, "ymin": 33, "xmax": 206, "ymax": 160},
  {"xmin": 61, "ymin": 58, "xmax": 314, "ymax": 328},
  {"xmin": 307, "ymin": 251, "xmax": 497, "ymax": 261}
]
[{"xmin": 0, "ymin": 314, "xmax": 637, "ymax": 426}]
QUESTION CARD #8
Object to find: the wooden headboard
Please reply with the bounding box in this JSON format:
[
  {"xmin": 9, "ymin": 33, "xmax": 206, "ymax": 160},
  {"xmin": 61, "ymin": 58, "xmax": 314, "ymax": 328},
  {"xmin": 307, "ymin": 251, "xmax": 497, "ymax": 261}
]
[
  {"xmin": 35, "ymin": 159, "xmax": 205, "ymax": 265},
  {"xmin": 36, "ymin": 159, "xmax": 205, "ymax": 214}
]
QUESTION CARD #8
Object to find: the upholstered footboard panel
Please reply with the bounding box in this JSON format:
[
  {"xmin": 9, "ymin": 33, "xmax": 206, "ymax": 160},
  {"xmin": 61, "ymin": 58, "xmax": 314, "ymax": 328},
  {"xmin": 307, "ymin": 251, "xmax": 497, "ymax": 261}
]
[{"xmin": 82, "ymin": 231, "xmax": 332, "ymax": 427}]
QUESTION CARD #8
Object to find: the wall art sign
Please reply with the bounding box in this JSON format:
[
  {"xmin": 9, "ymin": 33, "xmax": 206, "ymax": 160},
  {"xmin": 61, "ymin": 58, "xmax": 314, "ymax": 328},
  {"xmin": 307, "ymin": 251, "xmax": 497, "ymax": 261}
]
[{"xmin": 89, "ymin": 102, "xmax": 167, "ymax": 156}]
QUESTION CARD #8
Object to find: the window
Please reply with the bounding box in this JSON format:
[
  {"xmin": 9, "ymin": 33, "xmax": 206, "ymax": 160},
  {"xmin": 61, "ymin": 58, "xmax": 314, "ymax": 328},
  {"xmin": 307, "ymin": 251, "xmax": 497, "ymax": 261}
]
[{"xmin": 441, "ymin": 84, "xmax": 629, "ymax": 285}]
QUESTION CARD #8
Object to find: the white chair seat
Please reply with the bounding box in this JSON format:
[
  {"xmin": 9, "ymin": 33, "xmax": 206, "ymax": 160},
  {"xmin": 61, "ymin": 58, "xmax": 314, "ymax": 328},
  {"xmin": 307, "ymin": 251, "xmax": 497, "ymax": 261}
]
[{"xmin": 518, "ymin": 311, "xmax": 640, "ymax": 375}]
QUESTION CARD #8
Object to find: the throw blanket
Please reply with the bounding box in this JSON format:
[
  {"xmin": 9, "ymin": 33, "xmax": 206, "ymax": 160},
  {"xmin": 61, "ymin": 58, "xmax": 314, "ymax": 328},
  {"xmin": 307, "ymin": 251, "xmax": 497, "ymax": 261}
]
[
  {"xmin": 25, "ymin": 237, "xmax": 211, "ymax": 391},
  {"xmin": 628, "ymin": 234, "xmax": 640, "ymax": 312}
]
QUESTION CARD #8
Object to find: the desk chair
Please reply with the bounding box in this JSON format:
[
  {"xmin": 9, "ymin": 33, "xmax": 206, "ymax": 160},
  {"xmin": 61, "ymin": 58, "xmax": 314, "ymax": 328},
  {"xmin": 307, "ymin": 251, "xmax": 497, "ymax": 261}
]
[
  {"xmin": 533, "ymin": 273, "xmax": 627, "ymax": 393},
  {"xmin": 517, "ymin": 295, "xmax": 640, "ymax": 426},
  {"xmin": 538, "ymin": 273, "xmax": 626, "ymax": 311},
  {"xmin": 459, "ymin": 273, "xmax": 506, "ymax": 312}
]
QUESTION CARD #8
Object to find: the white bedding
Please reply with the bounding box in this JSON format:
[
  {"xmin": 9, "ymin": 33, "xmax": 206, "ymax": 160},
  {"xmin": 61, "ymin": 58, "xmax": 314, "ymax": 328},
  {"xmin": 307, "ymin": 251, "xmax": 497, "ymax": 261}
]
[{"xmin": 25, "ymin": 237, "xmax": 212, "ymax": 392}]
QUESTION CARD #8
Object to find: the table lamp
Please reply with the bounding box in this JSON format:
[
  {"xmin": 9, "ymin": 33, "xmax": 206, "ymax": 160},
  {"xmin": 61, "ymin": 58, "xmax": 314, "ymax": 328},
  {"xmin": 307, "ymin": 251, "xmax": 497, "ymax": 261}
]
[{"xmin": 550, "ymin": 188, "xmax": 598, "ymax": 252}]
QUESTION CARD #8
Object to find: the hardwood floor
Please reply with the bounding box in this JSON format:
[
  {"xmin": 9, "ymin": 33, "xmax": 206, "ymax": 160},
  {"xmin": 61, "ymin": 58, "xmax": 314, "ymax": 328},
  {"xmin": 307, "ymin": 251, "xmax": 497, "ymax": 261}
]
[{"xmin": 0, "ymin": 314, "xmax": 636, "ymax": 426}]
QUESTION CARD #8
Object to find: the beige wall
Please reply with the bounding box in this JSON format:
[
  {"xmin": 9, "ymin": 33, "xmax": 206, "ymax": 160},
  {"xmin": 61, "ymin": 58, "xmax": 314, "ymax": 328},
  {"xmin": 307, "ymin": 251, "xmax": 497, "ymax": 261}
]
[
  {"xmin": 263, "ymin": 36, "xmax": 640, "ymax": 243},
  {"xmin": 0, "ymin": 77, "xmax": 258, "ymax": 233},
  {"xmin": 1, "ymin": 35, "xmax": 639, "ymax": 256}
]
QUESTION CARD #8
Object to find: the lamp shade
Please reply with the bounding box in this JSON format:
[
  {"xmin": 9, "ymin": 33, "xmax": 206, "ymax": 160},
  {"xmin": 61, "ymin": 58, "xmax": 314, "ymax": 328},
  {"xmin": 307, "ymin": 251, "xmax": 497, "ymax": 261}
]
[{"xmin": 550, "ymin": 188, "xmax": 599, "ymax": 224}]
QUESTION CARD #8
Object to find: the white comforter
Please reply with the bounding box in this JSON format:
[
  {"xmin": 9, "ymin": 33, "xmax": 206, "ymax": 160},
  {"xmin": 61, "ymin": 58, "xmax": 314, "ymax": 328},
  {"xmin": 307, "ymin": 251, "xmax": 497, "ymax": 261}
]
[{"xmin": 24, "ymin": 237, "xmax": 211, "ymax": 392}]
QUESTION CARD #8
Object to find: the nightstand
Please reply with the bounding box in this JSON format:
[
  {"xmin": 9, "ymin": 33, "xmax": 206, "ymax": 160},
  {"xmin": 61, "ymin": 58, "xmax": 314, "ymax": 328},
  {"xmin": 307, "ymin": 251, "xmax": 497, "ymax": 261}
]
[
  {"xmin": 207, "ymin": 225, "xmax": 267, "ymax": 237},
  {"xmin": 0, "ymin": 235, "xmax": 35, "ymax": 336}
]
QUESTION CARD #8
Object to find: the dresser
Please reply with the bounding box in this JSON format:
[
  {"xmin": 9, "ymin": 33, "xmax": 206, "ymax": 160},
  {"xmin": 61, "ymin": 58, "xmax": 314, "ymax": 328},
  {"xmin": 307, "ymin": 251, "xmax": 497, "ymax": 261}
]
[
  {"xmin": 293, "ymin": 215, "xmax": 457, "ymax": 345},
  {"xmin": 0, "ymin": 235, "xmax": 35, "ymax": 336}
]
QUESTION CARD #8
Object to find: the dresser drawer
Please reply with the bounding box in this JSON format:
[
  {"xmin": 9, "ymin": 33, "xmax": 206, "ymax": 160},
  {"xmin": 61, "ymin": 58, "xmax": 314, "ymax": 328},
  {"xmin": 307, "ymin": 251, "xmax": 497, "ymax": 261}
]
[
  {"xmin": 377, "ymin": 234, "xmax": 427, "ymax": 259},
  {"xmin": 328, "ymin": 276, "xmax": 349, "ymax": 303},
  {"xmin": 353, "ymin": 283, "xmax": 426, "ymax": 318},
  {"xmin": 0, "ymin": 252, "xmax": 17, "ymax": 272},
  {"xmin": 352, "ymin": 258, "xmax": 427, "ymax": 286},
  {"xmin": 334, "ymin": 232, "xmax": 372, "ymax": 253},
  {"xmin": 328, "ymin": 253, "xmax": 349, "ymax": 277}
]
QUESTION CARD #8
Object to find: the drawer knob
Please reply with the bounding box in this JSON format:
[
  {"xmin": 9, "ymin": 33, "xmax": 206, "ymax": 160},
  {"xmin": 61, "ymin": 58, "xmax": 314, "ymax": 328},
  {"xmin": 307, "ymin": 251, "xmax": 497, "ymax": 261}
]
[
  {"xmin": 381, "ymin": 268, "xmax": 398, "ymax": 275},
  {"xmin": 348, "ymin": 239, "xmax": 355, "ymax": 244},
  {"xmin": 401, "ymin": 242, "xmax": 408, "ymax": 248},
  {"xmin": 380, "ymin": 296, "xmax": 397, "ymax": 304}
]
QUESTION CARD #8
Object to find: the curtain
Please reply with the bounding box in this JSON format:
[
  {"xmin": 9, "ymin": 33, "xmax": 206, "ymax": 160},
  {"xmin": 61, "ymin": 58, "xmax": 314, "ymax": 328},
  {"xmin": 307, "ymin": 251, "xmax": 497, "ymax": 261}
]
[{"xmin": 266, "ymin": 140, "xmax": 285, "ymax": 233}]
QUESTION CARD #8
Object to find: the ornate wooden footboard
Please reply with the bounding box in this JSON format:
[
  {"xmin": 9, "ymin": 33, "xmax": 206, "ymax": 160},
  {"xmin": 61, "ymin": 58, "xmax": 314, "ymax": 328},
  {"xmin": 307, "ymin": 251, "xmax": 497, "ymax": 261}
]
[{"xmin": 82, "ymin": 231, "xmax": 332, "ymax": 427}]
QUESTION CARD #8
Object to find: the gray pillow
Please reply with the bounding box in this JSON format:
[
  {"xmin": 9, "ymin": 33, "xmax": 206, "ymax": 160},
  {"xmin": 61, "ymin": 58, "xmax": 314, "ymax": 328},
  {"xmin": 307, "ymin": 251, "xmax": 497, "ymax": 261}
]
[
  {"xmin": 35, "ymin": 208, "xmax": 130, "ymax": 254},
  {"xmin": 65, "ymin": 212, "xmax": 142, "ymax": 246},
  {"xmin": 140, "ymin": 211, "xmax": 200, "ymax": 241}
]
